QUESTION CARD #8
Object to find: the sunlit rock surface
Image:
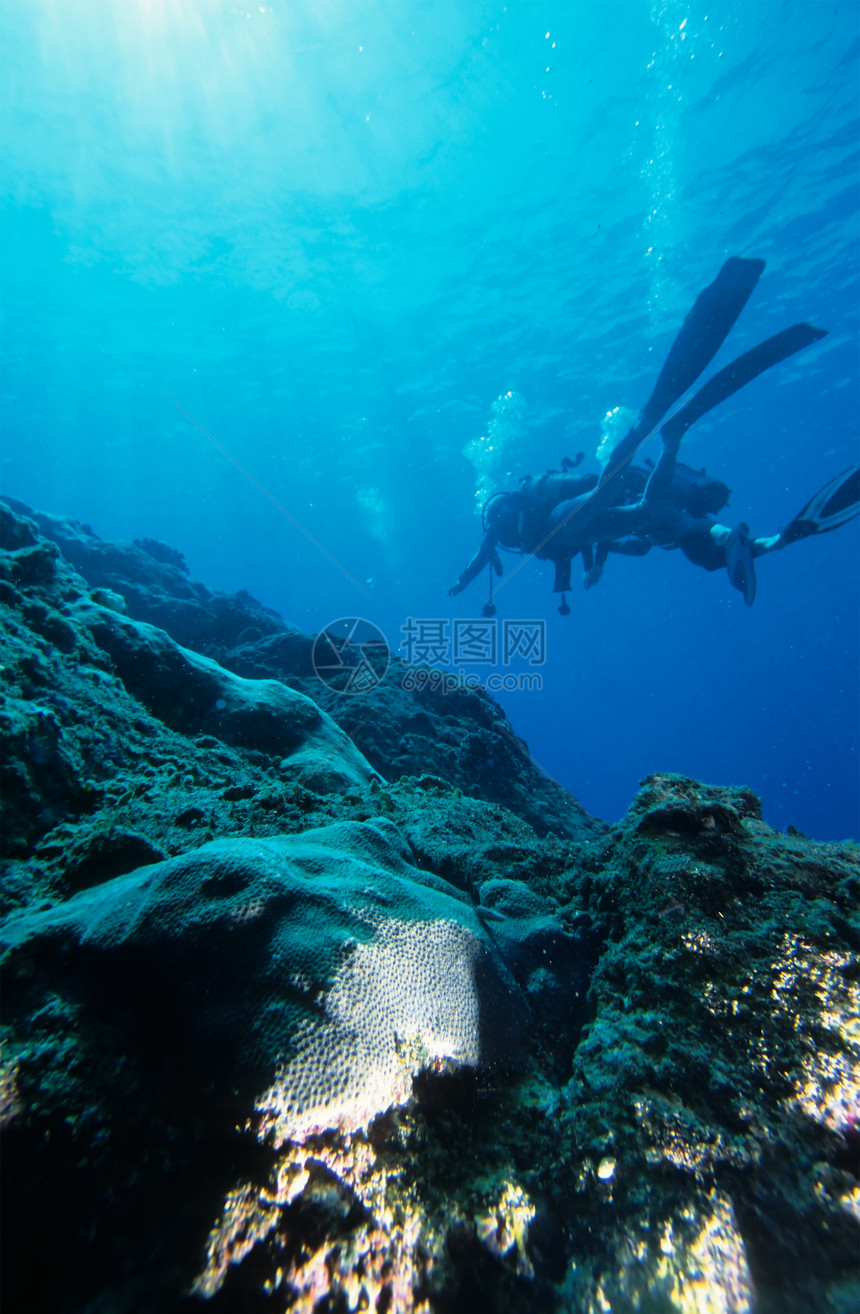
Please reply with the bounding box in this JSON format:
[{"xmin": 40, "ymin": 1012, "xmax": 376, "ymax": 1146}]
[{"xmin": 1, "ymin": 501, "xmax": 858, "ymax": 1313}]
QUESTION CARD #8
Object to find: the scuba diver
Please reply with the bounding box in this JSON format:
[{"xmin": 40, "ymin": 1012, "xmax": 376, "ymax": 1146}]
[
  {"xmin": 449, "ymin": 256, "xmax": 860, "ymax": 613},
  {"xmin": 577, "ymin": 460, "xmax": 860, "ymax": 607}
]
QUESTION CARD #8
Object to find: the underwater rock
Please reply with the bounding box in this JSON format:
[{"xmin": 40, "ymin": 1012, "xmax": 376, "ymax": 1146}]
[
  {"xmin": 0, "ymin": 819, "xmax": 532, "ymax": 1310},
  {"xmin": 0, "ymin": 503, "xmax": 379, "ymax": 874},
  {"xmin": 71, "ymin": 598, "xmax": 374, "ymax": 791},
  {"xmin": 4, "ymin": 498, "xmax": 596, "ymax": 840},
  {"xmin": 1, "ymin": 502, "xmax": 858, "ymax": 1314},
  {"xmin": 1, "ymin": 819, "xmax": 529, "ymax": 1132},
  {"xmin": 478, "ymin": 877, "xmax": 589, "ymax": 1038},
  {"xmin": 133, "ymin": 536, "xmax": 190, "ymax": 574},
  {"xmin": 553, "ymin": 773, "xmax": 860, "ymax": 1314},
  {"xmin": 316, "ymin": 667, "xmax": 597, "ymax": 840},
  {"xmin": 2, "ymin": 496, "xmax": 299, "ymax": 656}
]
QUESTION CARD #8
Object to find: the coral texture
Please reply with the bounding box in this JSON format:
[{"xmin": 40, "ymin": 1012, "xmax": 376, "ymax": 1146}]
[{"xmin": 2, "ymin": 819, "xmax": 529, "ymax": 1144}]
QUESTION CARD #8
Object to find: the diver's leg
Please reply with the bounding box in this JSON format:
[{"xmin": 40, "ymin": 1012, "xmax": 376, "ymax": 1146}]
[
  {"xmin": 580, "ymin": 503, "xmax": 646, "ymax": 541},
  {"xmin": 678, "ymin": 526, "xmax": 727, "ymax": 572},
  {"xmin": 747, "ymin": 466, "xmax": 860, "ymax": 559},
  {"xmin": 751, "ymin": 534, "xmax": 781, "ymax": 558},
  {"xmin": 648, "ymin": 325, "xmax": 828, "ymax": 506},
  {"xmin": 661, "ymin": 323, "xmax": 827, "ymax": 446},
  {"xmin": 765, "ymin": 465, "xmax": 860, "ymax": 550},
  {"xmin": 642, "ymin": 434, "xmax": 681, "ymax": 505},
  {"xmin": 600, "ymin": 257, "xmax": 766, "ymax": 485}
]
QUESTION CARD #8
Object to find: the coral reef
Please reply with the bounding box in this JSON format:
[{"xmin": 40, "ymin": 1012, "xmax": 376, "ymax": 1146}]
[
  {"xmin": 1, "ymin": 500, "xmax": 858, "ymax": 1313},
  {"xmin": 3, "ymin": 498, "xmax": 593, "ymax": 840}
]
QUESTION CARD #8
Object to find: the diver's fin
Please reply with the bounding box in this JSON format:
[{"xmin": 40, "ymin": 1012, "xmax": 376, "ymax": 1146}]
[
  {"xmin": 726, "ymin": 522, "xmax": 757, "ymax": 606},
  {"xmin": 661, "ymin": 323, "xmax": 828, "ymax": 446},
  {"xmin": 601, "ymin": 257, "xmax": 765, "ymax": 481},
  {"xmin": 641, "ymin": 257, "xmax": 766, "ymax": 432},
  {"xmin": 779, "ymin": 465, "xmax": 860, "ymax": 545}
]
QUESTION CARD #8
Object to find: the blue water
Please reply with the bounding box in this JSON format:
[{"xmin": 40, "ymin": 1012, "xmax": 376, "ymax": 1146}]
[{"xmin": 2, "ymin": 1, "xmax": 858, "ymax": 840}]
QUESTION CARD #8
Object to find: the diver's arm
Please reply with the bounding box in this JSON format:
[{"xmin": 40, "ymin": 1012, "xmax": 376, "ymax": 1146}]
[{"xmin": 449, "ymin": 532, "xmax": 501, "ymax": 596}]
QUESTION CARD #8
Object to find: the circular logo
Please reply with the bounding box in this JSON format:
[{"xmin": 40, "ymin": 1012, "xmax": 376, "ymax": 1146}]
[{"xmin": 312, "ymin": 617, "xmax": 391, "ymax": 694}]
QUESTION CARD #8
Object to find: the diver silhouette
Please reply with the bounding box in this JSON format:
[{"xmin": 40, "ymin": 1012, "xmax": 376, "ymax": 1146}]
[{"xmin": 450, "ymin": 257, "xmax": 860, "ymax": 614}]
